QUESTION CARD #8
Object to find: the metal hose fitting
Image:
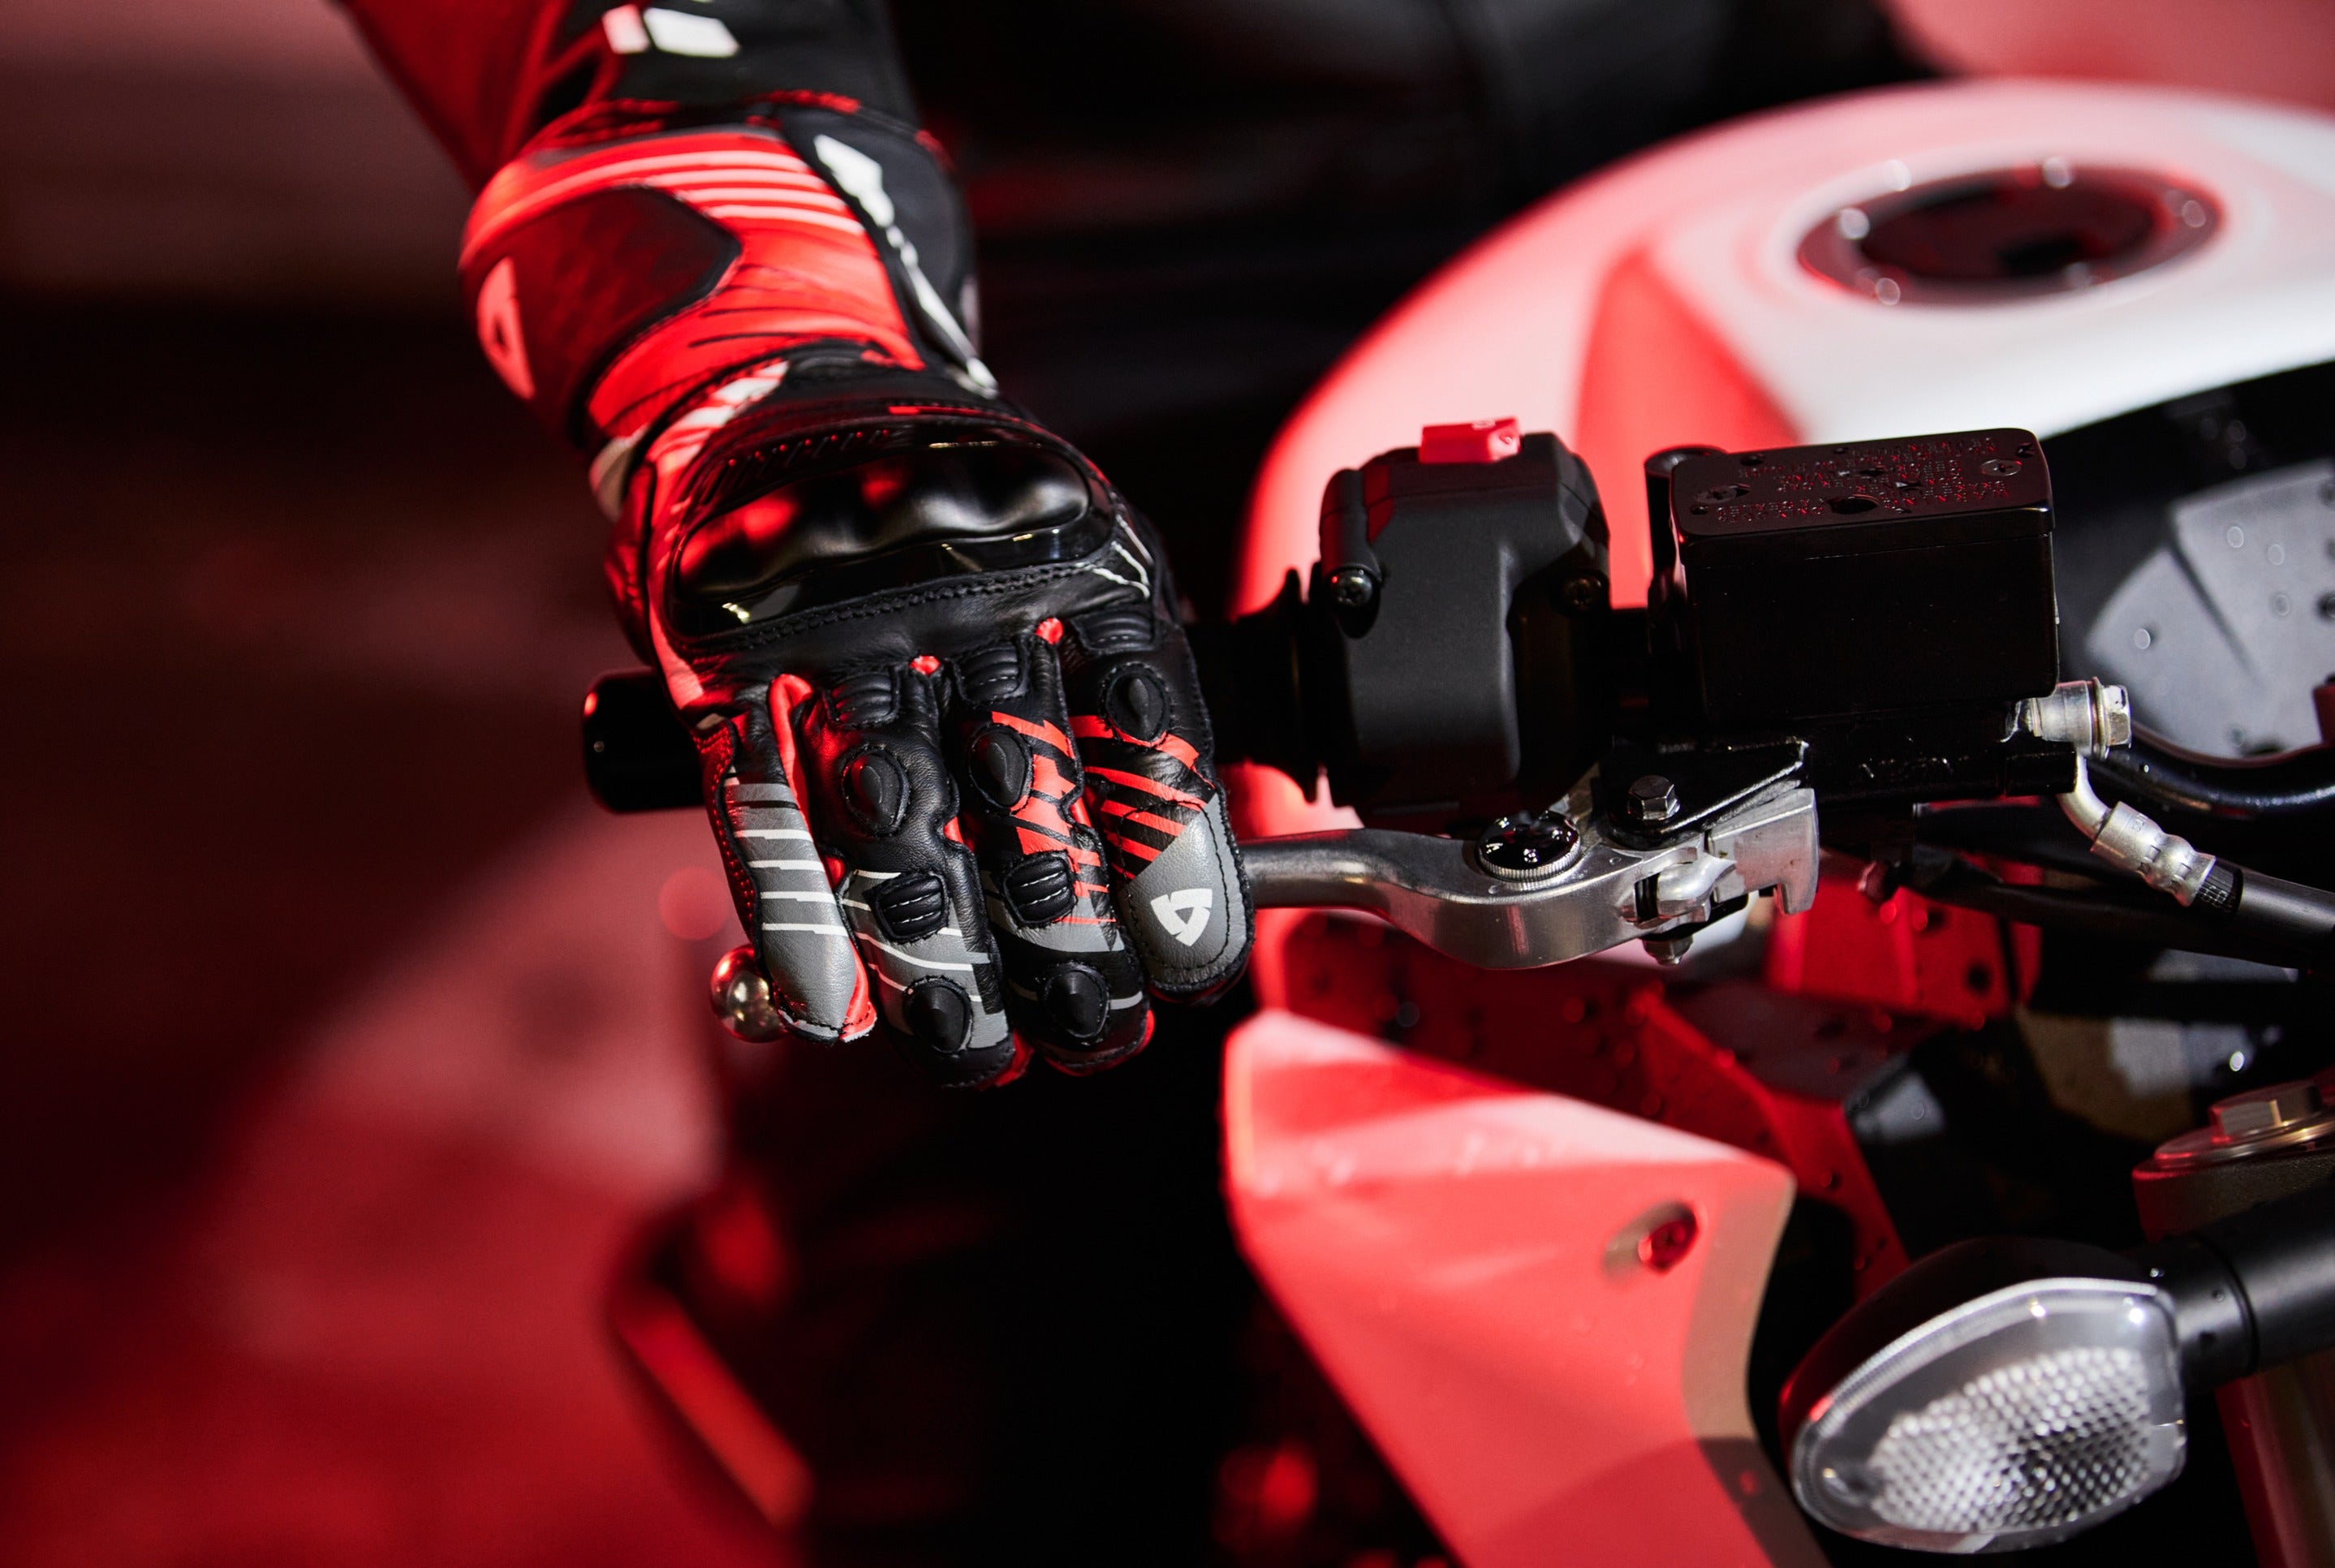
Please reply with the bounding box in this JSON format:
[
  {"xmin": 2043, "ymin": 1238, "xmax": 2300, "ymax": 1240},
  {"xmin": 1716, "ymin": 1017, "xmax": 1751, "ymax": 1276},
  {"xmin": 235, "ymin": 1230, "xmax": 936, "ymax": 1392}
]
[
  {"xmin": 2019, "ymin": 678, "xmax": 2133, "ymax": 758},
  {"xmin": 2061, "ymin": 755, "xmax": 2219, "ymax": 906}
]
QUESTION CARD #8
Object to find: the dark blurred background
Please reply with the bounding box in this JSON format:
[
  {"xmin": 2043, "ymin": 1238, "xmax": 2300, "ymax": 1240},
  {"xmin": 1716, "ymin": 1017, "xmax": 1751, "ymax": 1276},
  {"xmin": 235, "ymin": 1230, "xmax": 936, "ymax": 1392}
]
[{"xmin": 4, "ymin": 2, "xmax": 2332, "ymax": 1563}]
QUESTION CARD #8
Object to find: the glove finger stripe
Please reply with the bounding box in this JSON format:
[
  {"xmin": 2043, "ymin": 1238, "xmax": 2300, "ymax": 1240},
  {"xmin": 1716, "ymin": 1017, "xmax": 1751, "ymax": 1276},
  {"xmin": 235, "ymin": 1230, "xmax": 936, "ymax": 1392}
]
[
  {"xmin": 942, "ymin": 638, "xmax": 1152, "ymax": 1069},
  {"xmin": 835, "ymin": 867, "xmax": 1010, "ymax": 1064},
  {"xmin": 786, "ymin": 666, "xmax": 1016, "ymax": 1086},
  {"xmin": 1059, "ymin": 633, "xmax": 1252, "ymax": 1001},
  {"xmin": 708, "ymin": 747, "xmax": 869, "ymax": 1040}
]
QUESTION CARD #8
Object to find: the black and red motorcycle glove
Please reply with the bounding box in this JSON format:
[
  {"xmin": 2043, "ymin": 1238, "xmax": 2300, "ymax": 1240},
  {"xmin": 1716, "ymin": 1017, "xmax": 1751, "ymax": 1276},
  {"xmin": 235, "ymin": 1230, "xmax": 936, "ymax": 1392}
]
[
  {"xmin": 640, "ymin": 389, "xmax": 1252, "ymax": 1087},
  {"xmin": 462, "ymin": 98, "xmax": 1250, "ymax": 1088}
]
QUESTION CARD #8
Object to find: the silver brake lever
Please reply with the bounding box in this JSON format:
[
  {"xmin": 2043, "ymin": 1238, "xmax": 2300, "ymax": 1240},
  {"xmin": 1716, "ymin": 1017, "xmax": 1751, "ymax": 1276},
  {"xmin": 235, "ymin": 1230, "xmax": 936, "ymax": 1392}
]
[
  {"xmin": 1241, "ymin": 780, "xmax": 1820, "ymax": 969},
  {"xmin": 713, "ymin": 782, "xmax": 1823, "ymax": 1039}
]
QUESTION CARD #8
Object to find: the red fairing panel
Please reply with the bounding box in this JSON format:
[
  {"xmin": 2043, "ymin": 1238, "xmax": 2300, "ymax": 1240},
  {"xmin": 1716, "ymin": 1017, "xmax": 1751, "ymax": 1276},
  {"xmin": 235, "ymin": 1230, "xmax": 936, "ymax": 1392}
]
[
  {"xmin": 1765, "ymin": 868, "xmax": 2039, "ymax": 1028},
  {"xmin": 1224, "ymin": 1010, "xmax": 1824, "ymax": 1568},
  {"xmin": 1262, "ymin": 915, "xmax": 1913, "ymax": 1297}
]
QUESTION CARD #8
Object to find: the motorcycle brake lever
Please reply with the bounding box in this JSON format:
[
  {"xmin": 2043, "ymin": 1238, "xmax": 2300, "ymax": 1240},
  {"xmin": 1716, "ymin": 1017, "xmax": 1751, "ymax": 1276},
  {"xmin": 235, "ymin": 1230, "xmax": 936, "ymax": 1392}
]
[{"xmin": 1239, "ymin": 782, "xmax": 1820, "ymax": 969}]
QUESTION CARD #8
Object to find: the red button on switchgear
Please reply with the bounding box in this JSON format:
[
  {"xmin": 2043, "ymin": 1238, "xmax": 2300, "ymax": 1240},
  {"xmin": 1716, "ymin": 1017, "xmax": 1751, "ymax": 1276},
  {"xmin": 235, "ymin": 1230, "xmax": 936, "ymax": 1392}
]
[{"xmin": 1419, "ymin": 417, "xmax": 1522, "ymax": 463}]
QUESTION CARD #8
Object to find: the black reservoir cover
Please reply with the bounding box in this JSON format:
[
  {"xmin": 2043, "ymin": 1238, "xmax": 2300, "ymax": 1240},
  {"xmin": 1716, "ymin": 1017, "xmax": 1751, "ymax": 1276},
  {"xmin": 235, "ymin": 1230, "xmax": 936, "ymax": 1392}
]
[{"xmin": 1664, "ymin": 429, "xmax": 2057, "ymax": 730}]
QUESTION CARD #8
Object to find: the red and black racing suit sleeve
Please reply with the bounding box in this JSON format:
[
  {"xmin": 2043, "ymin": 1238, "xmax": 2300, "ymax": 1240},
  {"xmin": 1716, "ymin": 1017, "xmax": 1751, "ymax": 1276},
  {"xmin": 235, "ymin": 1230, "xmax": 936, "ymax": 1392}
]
[
  {"xmin": 335, "ymin": 0, "xmax": 917, "ymax": 187},
  {"xmin": 334, "ymin": 0, "xmax": 986, "ymax": 469}
]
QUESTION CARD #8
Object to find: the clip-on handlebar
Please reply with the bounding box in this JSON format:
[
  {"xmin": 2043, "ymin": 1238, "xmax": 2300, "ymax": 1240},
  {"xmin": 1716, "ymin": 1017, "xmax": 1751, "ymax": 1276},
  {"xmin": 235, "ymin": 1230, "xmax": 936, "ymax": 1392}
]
[{"xmin": 585, "ymin": 426, "xmax": 2335, "ymax": 974}]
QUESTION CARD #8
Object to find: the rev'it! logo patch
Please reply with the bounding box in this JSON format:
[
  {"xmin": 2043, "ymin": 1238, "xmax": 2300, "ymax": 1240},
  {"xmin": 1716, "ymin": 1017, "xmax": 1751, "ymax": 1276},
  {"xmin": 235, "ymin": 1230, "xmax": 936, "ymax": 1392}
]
[{"xmin": 1149, "ymin": 888, "xmax": 1213, "ymax": 946}]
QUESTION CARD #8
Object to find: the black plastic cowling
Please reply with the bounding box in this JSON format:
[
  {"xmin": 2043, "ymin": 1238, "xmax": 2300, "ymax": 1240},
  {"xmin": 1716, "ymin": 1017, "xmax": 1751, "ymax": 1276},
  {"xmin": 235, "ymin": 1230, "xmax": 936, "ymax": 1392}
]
[{"xmin": 1194, "ymin": 429, "xmax": 1613, "ymax": 830}]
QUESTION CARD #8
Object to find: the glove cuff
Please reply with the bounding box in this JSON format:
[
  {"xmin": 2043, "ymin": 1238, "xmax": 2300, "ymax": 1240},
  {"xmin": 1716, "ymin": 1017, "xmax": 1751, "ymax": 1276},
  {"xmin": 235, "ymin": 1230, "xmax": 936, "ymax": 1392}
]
[{"xmin": 463, "ymin": 99, "xmax": 992, "ymax": 453}]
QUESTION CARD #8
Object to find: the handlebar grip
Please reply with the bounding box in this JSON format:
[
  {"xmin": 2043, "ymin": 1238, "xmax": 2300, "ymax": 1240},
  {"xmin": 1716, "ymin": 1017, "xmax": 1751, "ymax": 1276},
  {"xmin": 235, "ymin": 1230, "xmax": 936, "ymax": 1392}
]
[{"xmin": 583, "ymin": 670, "xmax": 700, "ymax": 812}]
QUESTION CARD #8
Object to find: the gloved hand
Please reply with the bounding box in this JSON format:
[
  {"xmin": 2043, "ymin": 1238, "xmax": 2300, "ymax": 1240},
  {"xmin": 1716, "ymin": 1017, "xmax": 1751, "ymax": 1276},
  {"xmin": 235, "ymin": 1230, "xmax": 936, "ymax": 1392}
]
[
  {"xmin": 461, "ymin": 106, "xmax": 1250, "ymax": 1087},
  {"xmin": 628, "ymin": 377, "xmax": 1253, "ymax": 1086}
]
